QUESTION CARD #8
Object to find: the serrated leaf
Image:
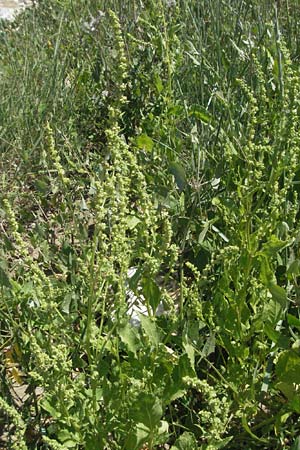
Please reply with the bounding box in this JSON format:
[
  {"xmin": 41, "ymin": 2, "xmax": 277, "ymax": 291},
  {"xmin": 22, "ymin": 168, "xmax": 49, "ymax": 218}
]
[{"xmin": 139, "ymin": 315, "xmax": 161, "ymax": 346}]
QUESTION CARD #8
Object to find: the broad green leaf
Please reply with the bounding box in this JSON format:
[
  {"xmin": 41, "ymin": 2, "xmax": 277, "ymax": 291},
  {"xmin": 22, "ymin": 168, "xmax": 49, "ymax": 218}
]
[
  {"xmin": 287, "ymin": 259, "xmax": 300, "ymax": 277},
  {"xmin": 126, "ymin": 215, "xmax": 141, "ymax": 230},
  {"xmin": 276, "ymin": 350, "xmax": 300, "ymax": 384},
  {"xmin": 0, "ymin": 266, "xmax": 11, "ymax": 288},
  {"xmin": 118, "ymin": 322, "xmax": 139, "ymax": 356},
  {"xmin": 268, "ymin": 283, "xmax": 287, "ymax": 308},
  {"xmin": 124, "ymin": 423, "xmax": 149, "ymax": 450},
  {"xmin": 264, "ymin": 323, "xmax": 289, "ymax": 348},
  {"xmin": 142, "ymin": 277, "xmax": 161, "ymax": 314},
  {"xmin": 183, "ymin": 341, "xmax": 195, "ymax": 370},
  {"xmin": 154, "ymin": 74, "xmax": 163, "ymax": 93},
  {"xmin": 262, "ymin": 298, "xmax": 283, "ymax": 326},
  {"xmin": 140, "ymin": 315, "xmax": 161, "ymax": 346},
  {"xmin": 163, "ymin": 373, "xmax": 186, "ymax": 404},
  {"xmin": 61, "ymin": 440, "xmax": 78, "ymax": 448},
  {"xmin": 287, "ymin": 314, "xmax": 300, "ymax": 329},
  {"xmin": 41, "ymin": 399, "xmax": 61, "ymax": 418},
  {"xmin": 34, "ymin": 178, "xmax": 50, "ymax": 194},
  {"xmin": 132, "ymin": 393, "xmax": 162, "ymax": 430},
  {"xmin": 62, "ymin": 292, "xmax": 72, "ymax": 314},
  {"xmin": 57, "ymin": 430, "xmax": 80, "ymax": 447},
  {"xmin": 260, "ymin": 236, "xmax": 289, "ymax": 258},
  {"xmin": 276, "ymin": 381, "xmax": 296, "ymax": 401},
  {"xmin": 290, "ymin": 395, "xmax": 300, "ymax": 414},
  {"xmin": 171, "ymin": 431, "xmax": 197, "ymax": 449},
  {"xmin": 169, "ymin": 162, "xmax": 187, "ymax": 192},
  {"xmin": 212, "ymin": 436, "xmax": 234, "ymax": 448},
  {"xmin": 136, "ymin": 134, "xmax": 154, "ymax": 151},
  {"xmin": 157, "ymin": 420, "xmax": 169, "ymax": 438},
  {"xmin": 198, "ymin": 224, "xmax": 209, "ymax": 244},
  {"xmin": 189, "ymin": 105, "xmax": 212, "ymax": 123},
  {"xmin": 259, "ymin": 257, "xmax": 276, "ymax": 286},
  {"xmin": 201, "ymin": 333, "xmax": 216, "ymax": 358}
]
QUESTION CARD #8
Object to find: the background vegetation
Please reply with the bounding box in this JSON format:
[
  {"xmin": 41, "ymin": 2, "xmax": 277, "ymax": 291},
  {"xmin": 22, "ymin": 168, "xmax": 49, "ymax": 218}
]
[{"xmin": 1, "ymin": 0, "xmax": 300, "ymax": 448}]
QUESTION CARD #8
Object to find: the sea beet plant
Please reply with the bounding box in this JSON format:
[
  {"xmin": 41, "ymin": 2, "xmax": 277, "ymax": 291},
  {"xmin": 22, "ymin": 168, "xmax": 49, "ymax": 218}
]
[{"xmin": 1, "ymin": 1, "xmax": 300, "ymax": 449}]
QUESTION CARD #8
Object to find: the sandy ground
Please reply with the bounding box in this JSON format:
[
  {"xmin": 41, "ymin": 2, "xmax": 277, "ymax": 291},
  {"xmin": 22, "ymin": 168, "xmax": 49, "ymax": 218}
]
[{"xmin": 0, "ymin": 0, "xmax": 31, "ymax": 20}]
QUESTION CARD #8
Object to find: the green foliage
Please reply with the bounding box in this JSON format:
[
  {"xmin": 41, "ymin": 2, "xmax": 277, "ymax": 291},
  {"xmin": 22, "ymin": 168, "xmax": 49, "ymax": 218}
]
[{"xmin": 1, "ymin": 0, "xmax": 300, "ymax": 449}]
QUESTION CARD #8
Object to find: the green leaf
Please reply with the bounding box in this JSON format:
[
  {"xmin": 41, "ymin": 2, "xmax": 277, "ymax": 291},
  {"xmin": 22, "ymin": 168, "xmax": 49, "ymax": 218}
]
[
  {"xmin": 268, "ymin": 283, "xmax": 287, "ymax": 308},
  {"xmin": 142, "ymin": 277, "xmax": 161, "ymax": 314},
  {"xmin": 34, "ymin": 178, "xmax": 50, "ymax": 194},
  {"xmin": 57, "ymin": 430, "xmax": 80, "ymax": 447},
  {"xmin": 126, "ymin": 215, "xmax": 141, "ymax": 230},
  {"xmin": 290, "ymin": 396, "xmax": 300, "ymax": 414},
  {"xmin": 201, "ymin": 333, "xmax": 216, "ymax": 358},
  {"xmin": 242, "ymin": 415, "xmax": 268, "ymax": 443},
  {"xmin": 183, "ymin": 341, "xmax": 195, "ymax": 370},
  {"xmin": 157, "ymin": 420, "xmax": 169, "ymax": 439},
  {"xmin": 287, "ymin": 259, "xmax": 300, "ymax": 277},
  {"xmin": 260, "ymin": 236, "xmax": 289, "ymax": 258},
  {"xmin": 171, "ymin": 432, "xmax": 197, "ymax": 449},
  {"xmin": 169, "ymin": 162, "xmax": 187, "ymax": 192},
  {"xmin": 259, "ymin": 256, "xmax": 276, "ymax": 286},
  {"xmin": 118, "ymin": 322, "xmax": 139, "ymax": 356},
  {"xmin": 262, "ymin": 298, "xmax": 283, "ymax": 327},
  {"xmin": 276, "ymin": 381, "xmax": 296, "ymax": 401},
  {"xmin": 0, "ymin": 265, "xmax": 11, "ymax": 288},
  {"xmin": 62, "ymin": 292, "xmax": 72, "ymax": 314},
  {"xmin": 154, "ymin": 74, "xmax": 163, "ymax": 93},
  {"xmin": 163, "ymin": 375, "xmax": 186, "ymax": 404},
  {"xmin": 212, "ymin": 436, "xmax": 234, "ymax": 448},
  {"xmin": 41, "ymin": 399, "xmax": 61, "ymax": 419},
  {"xmin": 140, "ymin": 315, "xmax": 161, "ymax": 346},
  {"xmin": 291, "ymin": 436, "xmax": 300, "ymax": 450},
  {"xmin": 276, "ymin": 350, "xmax": 300, "ymax": 384},
  {"xmin": 132, "ymin": 393, "xmax": 162, "ymax": 430},
  {"xmin": 287, "ymin": 314, "xmax": 300, "ymax": 330},
  {"xmin": 124, "ymin": 423, "xmax": 149, "ymax": 450},
  {"xmin": 264, "ymin": 323, "xmax": 289, "ymax": 348},
  {"xmin": 189, "ymin": 105, "xmax": 212, "ymax": 123},
  {"xmin": 136, "ymin": 134, "xmax": 154, "ymax": 151}
]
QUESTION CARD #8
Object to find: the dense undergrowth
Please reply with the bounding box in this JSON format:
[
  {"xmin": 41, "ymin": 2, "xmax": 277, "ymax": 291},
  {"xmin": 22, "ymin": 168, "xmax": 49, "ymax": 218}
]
[{"xmin": 1, "ymin": 0, "xmax": 300, "ymax": 448}]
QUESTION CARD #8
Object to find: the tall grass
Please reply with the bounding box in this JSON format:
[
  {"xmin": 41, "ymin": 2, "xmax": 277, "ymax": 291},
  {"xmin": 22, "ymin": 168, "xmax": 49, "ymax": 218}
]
[{"xmin": 1, "ymin": 1, "xmax": 300, "ymax": 448}]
